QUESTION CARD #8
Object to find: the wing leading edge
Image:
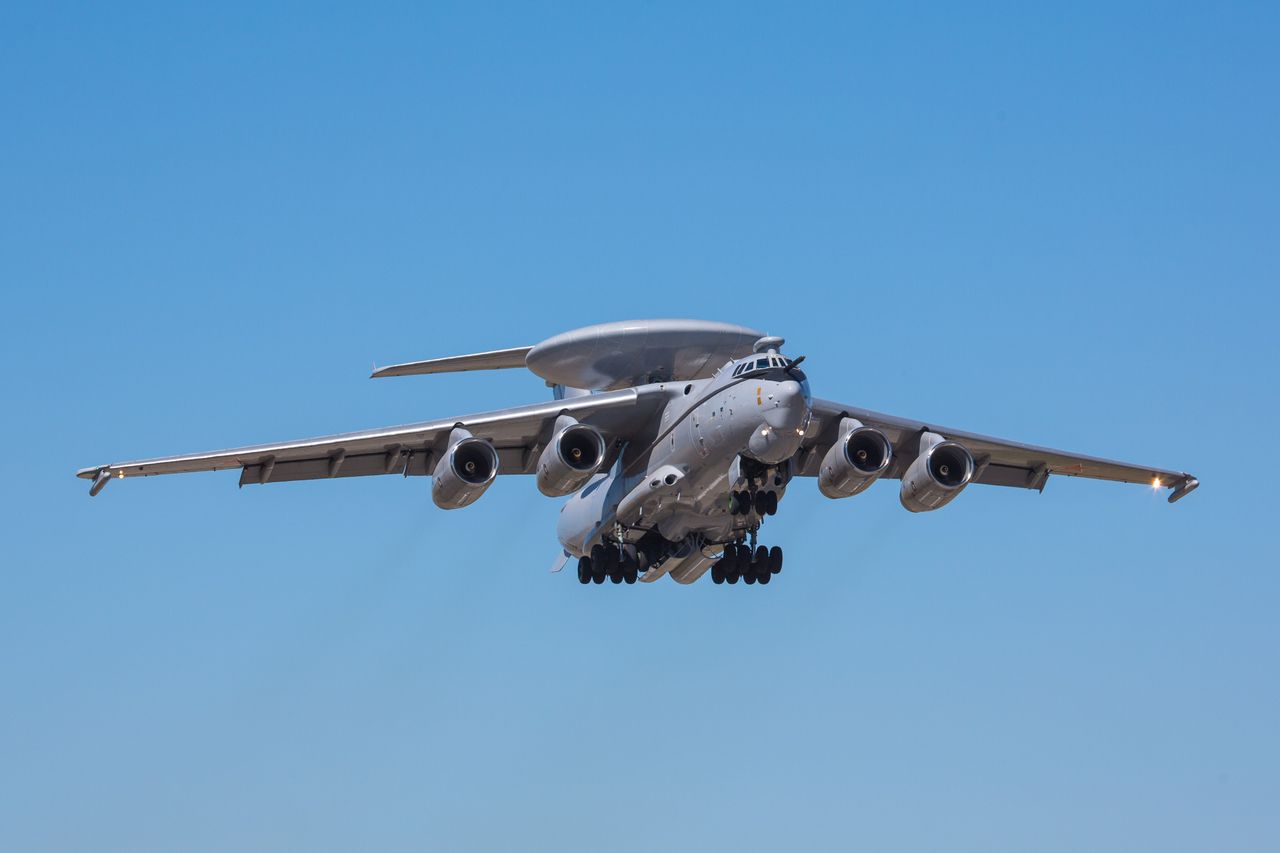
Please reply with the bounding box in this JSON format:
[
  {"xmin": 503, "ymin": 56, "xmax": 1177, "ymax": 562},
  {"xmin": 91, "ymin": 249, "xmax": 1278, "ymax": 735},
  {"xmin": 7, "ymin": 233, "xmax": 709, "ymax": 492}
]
[
  {"xmin": 77, "ymin": 388, "xmax": 659, "ymax": 496},
  {"xmin": 800, "ymin": 398, "xmax": 1198, "ymax": 503}
]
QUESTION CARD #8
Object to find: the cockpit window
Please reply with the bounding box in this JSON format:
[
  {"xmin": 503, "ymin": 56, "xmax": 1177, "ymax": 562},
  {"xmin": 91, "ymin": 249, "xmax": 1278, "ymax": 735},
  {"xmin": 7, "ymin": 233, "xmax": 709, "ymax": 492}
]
[{"xmin": 755, "ymin": 358, "xmax": 768, "ymax": 370}]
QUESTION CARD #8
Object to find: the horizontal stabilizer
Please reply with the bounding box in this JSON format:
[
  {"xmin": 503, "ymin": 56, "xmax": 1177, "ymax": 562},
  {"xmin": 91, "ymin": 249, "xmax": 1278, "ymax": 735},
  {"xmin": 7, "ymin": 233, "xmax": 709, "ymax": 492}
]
[{"xmin": 371, "ymin": 346, "xmax": 533, "ymax": 379}]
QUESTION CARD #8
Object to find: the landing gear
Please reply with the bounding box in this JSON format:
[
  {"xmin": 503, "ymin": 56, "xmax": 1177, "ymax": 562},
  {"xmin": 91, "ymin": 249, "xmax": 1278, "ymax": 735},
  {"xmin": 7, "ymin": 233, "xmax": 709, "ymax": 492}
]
[
  {"xmin": 582, "ymin": 541, "xmax": 643, "ymax": 587},
  {"xmin": 712, "ymin": 543, "xmax": 783, "ymax": 586},
  {"xmin": 725, "ymin": 544, "xmax": 742, "ymax": 584},
  {"xmin": 590, "ymin": 545, "xmax": 607, "ymax": 584},
  {"xmin": 732, "ymin": 489, "xmax": 779, "ymax": 516}
]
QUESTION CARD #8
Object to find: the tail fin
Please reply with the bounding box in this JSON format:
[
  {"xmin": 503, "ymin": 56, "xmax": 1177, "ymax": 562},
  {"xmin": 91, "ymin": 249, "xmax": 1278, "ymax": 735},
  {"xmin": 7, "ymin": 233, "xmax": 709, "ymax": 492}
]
[{"xmin": 370, "ymin": 346, "xmax": 533, "ymax": 379}]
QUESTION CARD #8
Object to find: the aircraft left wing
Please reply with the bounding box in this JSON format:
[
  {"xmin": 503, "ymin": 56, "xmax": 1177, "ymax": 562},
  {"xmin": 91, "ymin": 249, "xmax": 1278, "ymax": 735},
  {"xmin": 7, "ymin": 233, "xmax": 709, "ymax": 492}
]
[
  {"xmin": 76, "ymin": 388, "xmax": 660, "ymax": 496},
  {"xmin": 797, "ymin": 398, "xmax": 1199, "ymax": 502}
]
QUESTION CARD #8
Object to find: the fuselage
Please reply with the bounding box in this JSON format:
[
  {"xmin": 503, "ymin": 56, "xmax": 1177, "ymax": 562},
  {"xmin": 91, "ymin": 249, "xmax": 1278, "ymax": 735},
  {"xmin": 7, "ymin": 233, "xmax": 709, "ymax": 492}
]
[{"xmin": 556, "ymin": 351, "xmax": 812, "ymax": 574}]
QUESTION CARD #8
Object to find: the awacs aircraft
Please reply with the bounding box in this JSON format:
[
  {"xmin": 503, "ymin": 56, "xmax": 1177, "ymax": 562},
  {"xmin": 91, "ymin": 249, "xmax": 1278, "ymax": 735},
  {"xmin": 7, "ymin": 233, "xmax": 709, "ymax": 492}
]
[{"xmin": 78, "ymin": 320, "xmax": 1198, "ymax": 586}]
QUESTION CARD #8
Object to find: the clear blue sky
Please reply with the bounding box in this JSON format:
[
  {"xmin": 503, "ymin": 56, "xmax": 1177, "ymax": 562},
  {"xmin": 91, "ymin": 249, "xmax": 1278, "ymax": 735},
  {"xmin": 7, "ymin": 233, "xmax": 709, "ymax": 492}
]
[{"xmin": 2, "ymin": 3, "xmax": 1276, "ymax": 851}]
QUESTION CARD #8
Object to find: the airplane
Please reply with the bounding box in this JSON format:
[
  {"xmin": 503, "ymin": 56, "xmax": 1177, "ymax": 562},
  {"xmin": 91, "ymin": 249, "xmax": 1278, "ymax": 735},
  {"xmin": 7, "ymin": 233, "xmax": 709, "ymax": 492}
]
[{"xmin": 77, "ymin": 319, "xmax": 1198, "ymax": 587}]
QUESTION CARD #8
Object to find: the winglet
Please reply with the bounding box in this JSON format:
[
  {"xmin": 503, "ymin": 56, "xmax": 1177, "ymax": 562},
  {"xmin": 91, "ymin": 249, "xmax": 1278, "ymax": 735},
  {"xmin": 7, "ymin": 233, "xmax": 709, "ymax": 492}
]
[
  {"xmin": 88, "ymin": 468, "xmax": 113, "ymax": 497},
  {"xmin": 1168, "ymin": 476, "xmax": 1199, "ymax": 504}
]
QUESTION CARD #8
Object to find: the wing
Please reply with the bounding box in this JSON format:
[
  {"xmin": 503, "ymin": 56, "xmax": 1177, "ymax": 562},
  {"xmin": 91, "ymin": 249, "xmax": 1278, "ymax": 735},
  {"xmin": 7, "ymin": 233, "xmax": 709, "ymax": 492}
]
[
  {"xmin": 77, "ymin": 388, "xmax": 662, "ymax": 495},
  {"xmin": 798, "ymin": 398, "xmax": 1199, "ymax": 502}
]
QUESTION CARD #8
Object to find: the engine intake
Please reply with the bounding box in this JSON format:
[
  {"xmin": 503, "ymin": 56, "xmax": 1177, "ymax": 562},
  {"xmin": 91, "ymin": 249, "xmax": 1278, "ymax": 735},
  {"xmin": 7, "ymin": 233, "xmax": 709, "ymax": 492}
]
[
  {"xmin": 537, "ymin": 419, "xmax": 607, "ymax": 497},
  {"xmin": 818, "ymin": 419, "xmax": 892, "ymax": 499},
  {"xmin": 432, "ymin": 428, "xmax": 499, "ymax": 509},
  {"xmin": 899, "ymin": 431, "xmax": 974, "ymax": 512}
]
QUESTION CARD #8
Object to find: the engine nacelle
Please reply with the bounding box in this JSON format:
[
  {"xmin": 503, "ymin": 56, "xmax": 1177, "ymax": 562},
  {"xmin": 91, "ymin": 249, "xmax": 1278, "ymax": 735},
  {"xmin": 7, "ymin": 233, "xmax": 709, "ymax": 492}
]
[
  {"xmin": 432, "ymin": 428, "xmax": 499, "ymax": 509},
  {"xmin": 899, "ymin": 431, "xmax": 975, "ymax": 512},
  {"xmin": 537, "ymin": 418, "xmax": 607, "ymax": 497},
  {"xmin": 818, "ymin": 419, "xmax": 892, "ymax": 499}
]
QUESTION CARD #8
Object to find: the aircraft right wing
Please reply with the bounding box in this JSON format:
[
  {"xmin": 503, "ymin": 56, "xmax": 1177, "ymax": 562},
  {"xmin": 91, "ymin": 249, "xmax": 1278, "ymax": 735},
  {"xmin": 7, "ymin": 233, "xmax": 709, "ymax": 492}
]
[
  {"xmin": 76, "ymin": 387, "xmax": 662, "ymax": 495},
  {"xmin": 797, "ymin": 397, "xmax": 1199, "ymax": 502}
]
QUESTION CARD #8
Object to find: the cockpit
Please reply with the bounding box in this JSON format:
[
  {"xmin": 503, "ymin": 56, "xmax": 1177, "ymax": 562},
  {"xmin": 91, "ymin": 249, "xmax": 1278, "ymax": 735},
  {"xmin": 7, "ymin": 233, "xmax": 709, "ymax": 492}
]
[
  {"xmin": 729, "ymin": 353, "xmax": 811, "ymax": 401},
  {"xmin": 731, "ymin": 355, "xmax": 795, "ymax": 377}
]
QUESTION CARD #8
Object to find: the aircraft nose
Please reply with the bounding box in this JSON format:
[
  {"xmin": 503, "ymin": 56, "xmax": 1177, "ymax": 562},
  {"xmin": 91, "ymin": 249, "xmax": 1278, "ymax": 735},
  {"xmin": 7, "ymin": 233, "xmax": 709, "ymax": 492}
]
[{"xmin": 762, "ymin": 379, "xmax": 808, "ymax": 429}]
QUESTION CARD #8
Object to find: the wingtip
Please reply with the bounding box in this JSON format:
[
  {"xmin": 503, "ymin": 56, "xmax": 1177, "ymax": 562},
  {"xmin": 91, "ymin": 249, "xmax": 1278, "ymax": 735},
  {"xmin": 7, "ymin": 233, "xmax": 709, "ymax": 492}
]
[{"xmin": 1168, "ymin": 475, "xmax": 1199, "ymax": 504}]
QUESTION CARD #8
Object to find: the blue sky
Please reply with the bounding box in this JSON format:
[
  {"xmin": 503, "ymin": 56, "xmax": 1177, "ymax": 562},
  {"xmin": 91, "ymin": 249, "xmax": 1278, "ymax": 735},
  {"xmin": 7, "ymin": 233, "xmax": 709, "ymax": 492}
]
[{"xmin": 2, "ymin": 3, "xmax": 1277, "ymax": 850}]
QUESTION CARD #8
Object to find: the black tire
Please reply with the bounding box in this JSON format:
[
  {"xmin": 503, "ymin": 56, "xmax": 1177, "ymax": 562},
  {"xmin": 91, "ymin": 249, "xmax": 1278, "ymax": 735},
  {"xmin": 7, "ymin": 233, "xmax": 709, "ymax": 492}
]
[
  {"xmin": 754, "ymin": 491, "xmax": 768, "ymax": 515},
  {"xmin": 624, "ymin": 556, "xmax": 638, "ymax": 584},
  {"xmin": 733, "ymin": 491, "xmax": 747, "ymax": 515},
  {"xmin": 757, "ymin": 566, "xmax": 771, "ymax": 584},
  {"xmin": 765, "ymin": 490, "xmax": 778, "ymax": 515},
  {"xmin": 743, "ymin": 564, "xmax": 757, "ymax": 584},
  {"xmin": 577, "ymin": 556, "xmax": 591, "ymax": 584},
  {"xmin": 725, "ymin": 547, "xmax": 741, "ymax": 584},
  {"xmin": 605, "ymin": 548, "xmax": 622, "ymax": 583},
  {"xmin": 769, "ymin": 546, "xmax": 783, "ymax": 574},
  {"xmin": 711, "ymin": 561, "xmax": 725, "ymax": 584}
]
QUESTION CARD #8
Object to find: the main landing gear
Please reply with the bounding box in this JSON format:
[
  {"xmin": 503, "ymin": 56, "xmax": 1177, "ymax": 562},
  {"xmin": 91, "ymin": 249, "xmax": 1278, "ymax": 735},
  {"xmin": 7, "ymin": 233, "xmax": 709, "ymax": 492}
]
[
  {"xmin": 710, "ymin": 544, "xmax": 783, "ymax": 586},
  {"xmin": 576, "ymin": 543, "xmax": 640, "ymax": 585}
]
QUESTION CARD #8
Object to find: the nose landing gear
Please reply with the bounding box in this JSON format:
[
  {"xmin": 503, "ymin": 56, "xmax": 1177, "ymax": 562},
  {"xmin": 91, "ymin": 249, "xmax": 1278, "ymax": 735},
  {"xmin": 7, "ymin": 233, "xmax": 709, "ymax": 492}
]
[{"xmin": 731, "ymin": 489, "xmax": 778, "ymax": 516}]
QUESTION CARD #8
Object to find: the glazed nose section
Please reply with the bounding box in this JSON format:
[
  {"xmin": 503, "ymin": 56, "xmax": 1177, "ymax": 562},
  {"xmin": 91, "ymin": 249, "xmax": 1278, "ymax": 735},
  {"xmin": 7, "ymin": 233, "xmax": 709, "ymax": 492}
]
[{"xmin": 762, "ymin": 379, "xmax": 807, "ymax": 429}]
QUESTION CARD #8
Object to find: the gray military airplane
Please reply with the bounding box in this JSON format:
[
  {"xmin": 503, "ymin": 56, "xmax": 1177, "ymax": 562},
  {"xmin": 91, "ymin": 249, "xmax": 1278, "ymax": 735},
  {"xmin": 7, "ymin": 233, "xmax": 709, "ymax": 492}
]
[{"xmin": 78, "ymin": 320, "xmax": 1198, "ymax": 586}]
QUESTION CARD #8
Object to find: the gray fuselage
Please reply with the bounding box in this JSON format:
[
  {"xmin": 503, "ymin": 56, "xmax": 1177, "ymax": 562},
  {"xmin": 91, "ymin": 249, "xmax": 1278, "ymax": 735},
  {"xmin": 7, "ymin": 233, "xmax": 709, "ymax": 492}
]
[{"xmin": 556, "ymin": 353, "xmax": 811, "ymax": 566}]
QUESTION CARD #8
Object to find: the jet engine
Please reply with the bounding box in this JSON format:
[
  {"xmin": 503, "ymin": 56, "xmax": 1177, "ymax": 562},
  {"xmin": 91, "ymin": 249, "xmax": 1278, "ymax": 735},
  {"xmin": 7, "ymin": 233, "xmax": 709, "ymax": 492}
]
[
  {"xmin": 899, "ymin": 431, "xmax": 975, "ymax": 512},
  {"xmin": 432, "ymin": 428, "xmax": 499, "ymax": 509},
  {"xmin": 818, "ymin": 419, "xmax": 892, "ymax": 499},
  {"xmin": 537, "ymin": 418, "xmax": 607, "ymax": 497}
]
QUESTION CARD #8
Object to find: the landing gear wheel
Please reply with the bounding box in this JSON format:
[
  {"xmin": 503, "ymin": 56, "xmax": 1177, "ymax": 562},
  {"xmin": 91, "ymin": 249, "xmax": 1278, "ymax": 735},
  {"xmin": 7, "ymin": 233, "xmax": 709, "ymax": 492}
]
[
  {"xmin": 725, "ymin": 546, "xmax": 741, "ymax": 584},
  {"xmin": 577, "ymin": 556, "xmax": 591, "ymax": 584},
  {"xmin": 606, "ymin": 548, "xmax": 622, "ymax": 583},
  {"xmin": 757, "ymin": 565, "xmax": 771, "ymax": 584},
  {"xmin": 753, "ymin": 491, "xmax": 768, "ymax": 516},
  {"xmin": 711, "ymin": 560, "xmax": 725, "ymax": 584},
  {"xmin": 769, "ymin": 546, "xmax": 783, "ymax": 574},
  {"xmin": 765, "ymin": 491, "xmax": 778, "ymax": 516},
  {"xmin": 624, "ymin": 556, "xmax": 638, "ymax": 584},
  {"xmin": 590, "ymin": 545, "xmax": 606, "ymax": 584}
]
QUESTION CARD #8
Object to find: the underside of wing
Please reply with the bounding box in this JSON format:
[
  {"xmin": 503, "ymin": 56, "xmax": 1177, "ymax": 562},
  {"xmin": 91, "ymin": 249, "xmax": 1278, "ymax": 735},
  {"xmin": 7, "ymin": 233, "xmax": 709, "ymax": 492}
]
[
  {"xmin": 77, "ymin": 388, "xmax": 661, "ymax": 495},
  {"xmin": 799, "ymin": 398, "xmax": 1198, "ymax": 502}
]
